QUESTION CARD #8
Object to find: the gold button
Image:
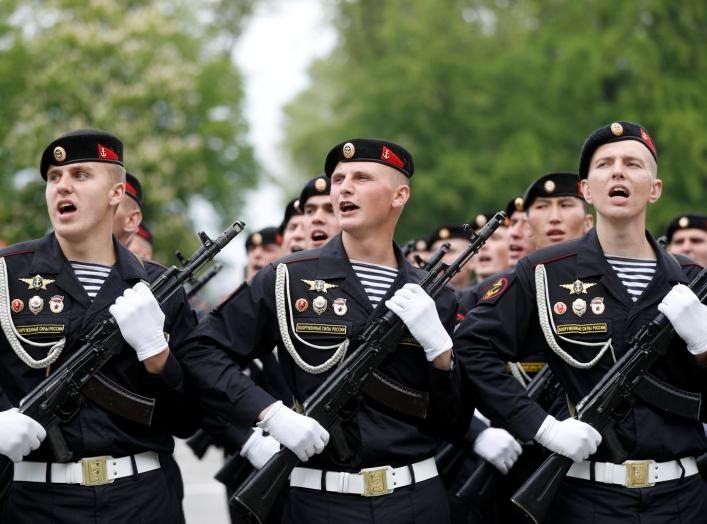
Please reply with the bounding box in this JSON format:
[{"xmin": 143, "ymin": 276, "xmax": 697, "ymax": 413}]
[
  {"xmin": 475, "ymin": 214, "xmax": 487, "ymax": 228},
  {"xmin": 342, "ymin": 142, "xmax": 355, "ymax": 159},
  {"xmin": 679, "ymin": 216, "xmax": 689, "ymax": 228},
  {"xmin": 251, "ymin": 233, "xmax": 263, "ymax": 246},
  {"xmin": 514, "ymin": 197, "xmax": 524, "ymax": 212},
  {"xmin": 610, "ymin": 122, "xmax": 624, "ymax": 136},
  {"xmin": 544, "ymin": 180, "xmax": 556, "ymax": 193},
  {"xmin": 53, "ymin": 146, "xmax": 66, "ymax": 162},
  {"xmin": 315, "ymin": 177, "xmax": 327, "ymax": 192}
]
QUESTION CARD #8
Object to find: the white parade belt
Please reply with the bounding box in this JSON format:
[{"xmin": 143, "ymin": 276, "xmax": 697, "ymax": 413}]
[
  {"xmin": 290, "ymin": 457, "xmax": 437, "ymax": 497},
  {"xmin": 13, "ymin": 451, "xmax": 160, "ymax": 486},
  {"xmin": 566, "ymin": 456, "xmax": 698, "ymax": 488}
]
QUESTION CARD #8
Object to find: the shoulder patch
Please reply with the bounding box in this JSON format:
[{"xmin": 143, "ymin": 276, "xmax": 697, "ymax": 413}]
[{"xmin": 479, "ymin": 275, "xmax": 512, "ymax": 303}]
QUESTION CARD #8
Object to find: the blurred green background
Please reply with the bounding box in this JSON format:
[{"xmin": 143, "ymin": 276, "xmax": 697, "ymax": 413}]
[{"xmin": 1, "ymin": 0, "xmax": 706, "ymax": 259}]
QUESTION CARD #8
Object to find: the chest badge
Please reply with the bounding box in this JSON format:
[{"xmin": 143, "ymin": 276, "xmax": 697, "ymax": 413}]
[
  {"xmin": 313, "ymin": 296, "xmax": 327, "ymax": 315},
  {"xmin": 301, "ymin": 279, "xmax": 338, "ymax": 293},
  {"xmin": 590, "ymin": 297, "xmax": 605, "ymax": 315},
  {"xmin": 295, "ymin": 298, "xmax": 308, "ymax": 313},
  {"xmin": 20, "ymin": 274, "xmax": 55, "ymax": 291},
  {"xmin": 28, "ymin": 296, "xmax": 44, "ymax": 315},
  {"xmin": 553, "ymin": 301, "xmax": 567, "ymax": 315},
  {"xmin": 333, "ymin": 298, "xmax": 347, "ymax": 316},
  {"xmin": 49, "ymin": 295, "xmax": 65, "ymax": 314},
  {"xmin": 560, "ymin": 279, "xmax": 597, "ymax": 295},
  {"xmin": 572, "ymin": 298, "xmax": 587, "ymax": 317},
  {"xmin": 11, "ymin": 299, "xmax": 24, "ymax": 314}
]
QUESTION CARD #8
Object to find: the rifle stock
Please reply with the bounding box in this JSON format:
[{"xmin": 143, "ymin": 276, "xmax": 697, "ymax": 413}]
[{"xmin": 232, "ymin": 212, "xmax": 507, "ymax": 523}]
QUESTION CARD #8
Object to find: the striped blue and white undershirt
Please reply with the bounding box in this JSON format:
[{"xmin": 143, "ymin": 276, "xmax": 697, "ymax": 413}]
[
  {"xmin": 70, "ymin": 261, "xmax": 112, "ymax": 300},
  {"xmin": 350, "ymin": 259, "xmax": 398, "ymax": 307},
  {"xmin": 605, "ymin": 255, "xmax": 656, "ymax": 302}
]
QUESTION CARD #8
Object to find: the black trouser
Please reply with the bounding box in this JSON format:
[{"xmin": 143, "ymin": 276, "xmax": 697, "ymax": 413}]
[
  {"xmin": 546, "ymin": 474, "xmax": 707, "ymax": 524},
  {"xmin": 282, "ymin": 476, "xmax": 450, "ymax": 524},
  {"xmin": 0, "ymin": 453, "xmax": 185, "ymax": 524}
]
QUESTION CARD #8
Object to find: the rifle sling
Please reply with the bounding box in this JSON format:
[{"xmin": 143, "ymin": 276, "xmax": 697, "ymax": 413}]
[
  {"xmin": 82, "ymin": 372, "xmax": 155, "ymax": 426},
  {"xmin": 360, "ymin": 370, "xmax": 429, "ymax": 419},
  {"xmin": 632, "ymin": 373, "xmax": 702, "ymax": 421}
]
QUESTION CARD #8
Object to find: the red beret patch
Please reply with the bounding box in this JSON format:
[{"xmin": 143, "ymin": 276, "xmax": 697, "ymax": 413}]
[
  {"xmin": 639, "ymin": 128, "xmax": 656, "ymax": 156},
  {"xmin": 381, "ymin": 145, "xmax": 404, "ymax": 169},
  {"xmin": 98, "ymin": 144, "xmax": 119, "ymax": 161}
]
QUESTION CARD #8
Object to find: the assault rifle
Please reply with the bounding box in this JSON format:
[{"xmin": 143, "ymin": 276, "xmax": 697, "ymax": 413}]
[
  {"xmin": 232, "ymin": 212, "xmax": 507, "ymax": 523},
  {"xmin": 186, "ymin": 263, "xmax": 223, "ymax": 298},
  {"xmin": 456, "ymin": 365, "xmax": 560, "ymax": 512},
  {"xmin": 511, "ymin": 266, "xmax": 707, "ymax": 523},
  {"xmin": 0, "ymin": 221, "xmax": 244, "ymax": 488},
  {"xmin": 415, "ymin": 241, "xmax": 450, "ymax": 271}
]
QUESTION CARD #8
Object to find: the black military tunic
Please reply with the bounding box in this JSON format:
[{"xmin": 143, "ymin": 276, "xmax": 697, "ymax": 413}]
[
  {"xmin": 0, "ymin": 233, "xmax": 199, "ymax": 524},
  {"xmin": 179, "ymin": 234, "xmax": 468, "ymax": 522},
  {"xmin": 181, "ymin": 234, "xmax": 465, "ymax": 467},
  {"xmin": 453, "ymin": 228, "xmax": 707, "ymax": 521}
]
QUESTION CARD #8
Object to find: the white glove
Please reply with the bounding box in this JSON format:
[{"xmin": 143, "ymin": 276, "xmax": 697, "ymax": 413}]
[
  {"xmin": 240, "ymin": 427, "xmax": 281, "ymax": 469},
  {"xmin": 473, "ymin": 427, "xmax": 522, "ymax": 475},
  {"xmin": 0, "ymin": 408, "xmax": 46, "ymax": 463},
  {"xmin": 109, "ymin": 282, "xmax": 168, "ymax": 361},
  {"xmin": 534, "ymin": 415, "xmax": 601, "ymax": 463},
  {"xmin": 257, "ymin": 401, "xmax": 329, "ymax": 462},
  {"xmin": 385, "ymin": 283, "xmax": 452, "ymax": 361},
  {"xmin": 657, "ymin": 284, "xmax": 707, "ymax": 355}
]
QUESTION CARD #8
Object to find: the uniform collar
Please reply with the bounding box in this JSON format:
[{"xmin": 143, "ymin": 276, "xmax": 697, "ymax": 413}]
[
  {"xmin": 575, "ymin": 227, "xmax": 688, "ymax": 284},
  {"xmin": 316, "ymin": 234, "xmax": 415, "ymax": 313},
  {"xmin": 29, "ymin": 232, "xmax": 147, "ymax": 282}
]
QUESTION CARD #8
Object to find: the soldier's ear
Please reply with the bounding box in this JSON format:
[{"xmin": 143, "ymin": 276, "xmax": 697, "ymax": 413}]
[
  {"xmin": 648, "ymin": 178, "xmax": 662, "ymax": 204},
  {"xmin": 391, "ymin": 184, "xmax": 410, "ymax": 209},
  {"xmin": 109, "ymin": 181, "xmax": 125, "ymax": 208},
  {"xmin": 580, "ymin": 180, "xmax": 592, "ymax": 204}
]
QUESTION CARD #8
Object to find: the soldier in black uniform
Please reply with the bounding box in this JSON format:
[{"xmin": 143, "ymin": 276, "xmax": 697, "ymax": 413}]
[
  {"xmin": 171, "ymin": 138, "xmax": 466, "ymax": 523},
  {"xmin": 244, "ymin": 226, "xmax": 284, "ymax": 281},
  {"xmin": 280, "ymin": 198, "xmax": 306, "ymax": 254},
  {"xmin": 112, "ymin": 172, "xmax": 143, "ymax": 246},
  {"xmin": 665, "ymin": 213, "xmax": 707, "ymax": 267},
  {"xmin": 427, "ymin": 226, "xmax": 475, "ymax": 290},
  {"xmin": 299, "ymin": 175, "xmax": 341, "ymax": 249},
  {"xmin": 0, "ymin": 129, "xmax": 200, "ymax": 523},
  {"xmin": 507, "ymin": 196, "xmax": 536, "ymax": 268},
  {"xmin": 454, "ymin": 121, "xmax": 707, "ymax": 523},
  {"xmin": 128, "ymin": 222, "xmax": 154, "ymax": 260}
]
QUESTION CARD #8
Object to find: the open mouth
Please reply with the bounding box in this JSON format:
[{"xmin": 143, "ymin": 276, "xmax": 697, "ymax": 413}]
[
  {"xmin": 311, "ymin": 231, "xmax": 328, "ymax": 243},
  {"xmin": 57, "ymin": 201, "xmax": 77, "ymax": 215},
  {"xmin": 339, "ymin": 201, "xmax": 359, "ymax": 214},
  {"xmin": 609, "ymin": 186, "xmax": 630, "ymax": 200},
  {"xmin": 477, "ymin": 254, "xmax": 491, "ymax": 264},
  {"xmin": 508, "ymin": 244, "xmax": 524, "ymax": 259},
  {"xmin": 546, "ymin": 229, "xmax": 565, "ymax": 241}
]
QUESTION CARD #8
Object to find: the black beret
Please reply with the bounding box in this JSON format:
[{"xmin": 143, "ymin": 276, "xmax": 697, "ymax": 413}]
[
  {"xmin": 469, "ymin": 212, "xmax": 508, "ymax": 231},
  {"xmin": 428, "ymin": 225, "xmax": 467, "ymax": 246},
  {"xmin": 40, "ymin": 128, "xmax": 123, "ymax": 180},
  {"xmin": 245, "ymin": 226, "xmax": 283, "ymax": 252},
  {"xmin": 125, "ymin": 173, "xmax": 143, "ymax": 206},
  {"xmin": 279, "ymin": 198, "xmax": 303, "ymax": 234},
  {"xmin": 298, "ymin": 176, "xmax": 330, "ymax": 210},
  {"xmin": 324, "ymin": 138, "xmax": 414, "ymax": 178},
  {"xmin": 505, "ymin": 196, "xmax": 525, "ymax": 217},
  {"xmin": 579, "ymin": 121, "xmax": 657, "ymax": 179},
  {"xmin": 523, "ymin": 172, "xmax": 583, "ymax": 210},
  {"xmin": 136, "ymin": 223, "xmax": 153, "ymax": 245},
  {"xmin": 665, "ymin": 214, "xmax": 707, "ymax": 242}
]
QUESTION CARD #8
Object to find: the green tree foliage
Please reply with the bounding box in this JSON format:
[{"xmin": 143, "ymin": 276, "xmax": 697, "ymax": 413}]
[
  {"xmin": 0, "ymin": 0, "xmax": 258, "ymax": 260},
  {"xmin": 284, "ymin": 0, "xmax": 707, "ymax": 240}
]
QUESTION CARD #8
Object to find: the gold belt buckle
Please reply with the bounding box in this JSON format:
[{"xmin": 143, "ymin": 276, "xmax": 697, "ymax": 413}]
[
  {"xmin": 360, "ymin": 466, "xmax": 393, "ymax": 497},
  {"xmin": 624, "ymin": 460, "xmax": 655, "ymax": 488},
  {"xmin": 80, "ymin": 456, "xmax": 112, "ymax": 486}
]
